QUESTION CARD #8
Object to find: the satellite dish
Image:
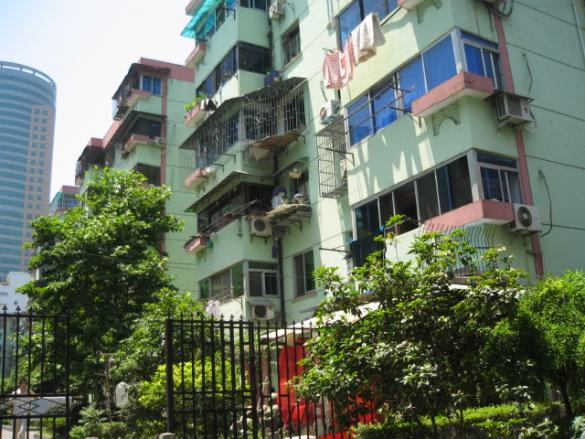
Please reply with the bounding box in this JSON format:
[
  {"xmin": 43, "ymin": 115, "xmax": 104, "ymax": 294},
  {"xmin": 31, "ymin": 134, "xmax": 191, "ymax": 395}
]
[{"xmin": 114, "ymin": 382, "xmax": 129, "ymax": 408}]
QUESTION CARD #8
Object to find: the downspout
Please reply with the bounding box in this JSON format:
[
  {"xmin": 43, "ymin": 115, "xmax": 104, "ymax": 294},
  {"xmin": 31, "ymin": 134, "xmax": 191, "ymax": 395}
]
[
  {"xmin": 160, "ymin": 76, "xmax": 169, "ymax": 254},
  {"xmin": 273, "ymin": 154, "xmax": 287, "ymax": 323},
  {"xmin": 571, "ymin": 0, "xmax": 585, "ymax": 64},
  {"xmin": 493, "ymin": 13, "xmax": 544, "ymax": 278}
]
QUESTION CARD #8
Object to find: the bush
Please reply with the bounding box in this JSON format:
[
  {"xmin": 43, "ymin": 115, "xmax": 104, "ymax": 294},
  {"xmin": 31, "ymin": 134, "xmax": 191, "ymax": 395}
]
[{"xmin": 353, "ymin": 404, "xmax": 562, "ymax": 439}]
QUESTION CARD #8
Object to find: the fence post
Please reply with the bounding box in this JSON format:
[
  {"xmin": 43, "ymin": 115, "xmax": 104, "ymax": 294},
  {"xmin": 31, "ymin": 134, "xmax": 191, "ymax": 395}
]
[{"xmin": 165, "ymin": 318, "xmax": 175, "ymax": 433}]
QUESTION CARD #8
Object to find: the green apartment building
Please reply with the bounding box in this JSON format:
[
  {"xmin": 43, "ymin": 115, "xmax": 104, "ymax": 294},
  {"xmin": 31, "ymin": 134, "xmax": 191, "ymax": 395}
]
[
  {"xmin": 75, "ymin": 58, "xmax": 199, "ymax": 291},
  {"xmin": 177, "ymin": 0, "xmax": 585, "ymax": 322}
]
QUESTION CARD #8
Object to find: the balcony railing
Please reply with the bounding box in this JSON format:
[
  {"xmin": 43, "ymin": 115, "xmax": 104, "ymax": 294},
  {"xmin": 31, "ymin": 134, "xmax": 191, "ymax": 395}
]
[{"xmin": 112, "ymin": 88, "xmax": 151, "ymax": 120}]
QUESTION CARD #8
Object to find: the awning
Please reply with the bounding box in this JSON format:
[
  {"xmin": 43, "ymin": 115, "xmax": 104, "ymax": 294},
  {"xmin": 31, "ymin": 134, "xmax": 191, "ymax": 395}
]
[
  {"xmin": 185, "ymin": 170, "xmax": 250, "ymax": 213},
  {"xmin": 181, "ymin": 0, "xmax": 221, "ymax": 38}
]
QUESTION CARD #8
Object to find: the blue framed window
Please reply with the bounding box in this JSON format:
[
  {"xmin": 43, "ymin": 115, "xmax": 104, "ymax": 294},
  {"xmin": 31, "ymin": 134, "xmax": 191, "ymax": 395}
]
[
  {"xmin": 422, "ymin": 35, "xmax": 457, "ymax": 91},
  {"xmin": 347, "ymin": 95, "xmax": 373, "ymax": 145}
]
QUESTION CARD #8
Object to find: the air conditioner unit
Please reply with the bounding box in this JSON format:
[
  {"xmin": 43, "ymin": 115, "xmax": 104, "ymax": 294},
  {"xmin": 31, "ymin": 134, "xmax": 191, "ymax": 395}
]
[
  {"xmin": 511, "ymin": 204, "xmax": 542, "ymax": 233},
  {"xmin": 250, "ymin": 216, "xmax": 272, "ymax": 237},
  {"xmin": 319, "ymin": 100, "xmax": 341, "ymax": 124},
  {"xmin": 251, "ymin": 303, "xmax": 275, "ymax": 320},
  {"xmin": 154, "ymin": 136, "xmax": 167, "ymax": 146},
  {"xmin": 269, "ymin": 1, "xmax": 284, "ymax": 20},
  {"xmin": 495, "ymin": 92, "xmax": 532, "ymax": 128}
]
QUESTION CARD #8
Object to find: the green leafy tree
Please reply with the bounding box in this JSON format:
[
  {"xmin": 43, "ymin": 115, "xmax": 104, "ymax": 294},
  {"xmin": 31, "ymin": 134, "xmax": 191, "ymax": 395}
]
[
  {"xmin": 517, "ymin": 271, "xmax": 585, "ymax": 417},
  {"xmin": 21, "ymin": 168, "xmax": 182, "ymax": 394},
  {"xmin": 297, "ymin": 220, "xmax": 532, "ymax": 436}
]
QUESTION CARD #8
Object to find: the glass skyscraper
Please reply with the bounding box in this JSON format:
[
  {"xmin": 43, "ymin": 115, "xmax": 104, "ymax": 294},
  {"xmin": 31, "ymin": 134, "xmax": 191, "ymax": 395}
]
[{"xmin": 0, "ymin": 62, "xmax": 56, "ymax": 280}]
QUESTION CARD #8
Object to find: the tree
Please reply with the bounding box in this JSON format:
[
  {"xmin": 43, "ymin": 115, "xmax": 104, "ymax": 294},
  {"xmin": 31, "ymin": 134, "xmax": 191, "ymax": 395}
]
[
  {"xmin": 517, "ymin": 271, "xmax": 585, "ymax": 417},
  {"xmin": 297, "ymin": 221, "xmax": 532, "ymax": 436},
  {"xmin": 21, "ymin": 168, "xmax": 182, "ymax": 394}
]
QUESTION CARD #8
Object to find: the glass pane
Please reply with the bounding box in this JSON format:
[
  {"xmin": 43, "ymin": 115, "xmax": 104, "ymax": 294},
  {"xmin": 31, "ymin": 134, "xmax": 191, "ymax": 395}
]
[
  {"xmin": 379, "ymin": 192, "xmax": 394, "ymax": 231},
  {"xmin": 152, "ymin": 78, "xmax": 161, "ymax": 96},
  {"xmin": 249, "ymin": 271, "xmax": 263, "ymax": 297},
  {"xmin": 417, "ymin": 172, "xmax": 439, "ymax": 221},
  {"xmin": 304, "ymin": 250, "xmax": 315, "ymax": 292},
  {"xmin": 148, "ymin": 121, "xmax": 162, "ymax": 139},
  {"xmin": 294, "ymin": 255, "xmax": 305, "ymax": 296},
  {"xmin": 347, "ymin": 95, "xmax": 373, "ymax": 145},
  {"xmin": 461, "ymin": 31, "xmax": 499, "ymax": 49},
  {"xmin": 232, "ymin": 263, "xmax": 244, "ymax": 297},
  {"xmin": 265, "ymin": 272, "xmax": 278, "ymax": 295},
  {"xmin": 238, "ymin": 43, "xmax": 271, "ymax": 74},
  {"xmin": 394, "ymin": 181, "xmax": 418, "ymax": 234},
  {"xmin": 423, "ymin": 35, "xmax": 457, "ymax": 90},
  {"xmin": 437, "ymin": 157, "xmax": 472, "ymax": 213},
  {"xmin": 483, "ymin": 51, "xmax": 495, "ymax": 85},
  {"xmin": 211, "ymin": 273, "xmax": 223, "ymax": 298},
  {"xmin": 254, "ymin": 0, "xmax": 267, "ymax": 10},
  {"xmin": 199, "ymin": 279, "xmax": 210, "ymax": 299},
  {"xmin": 506, "ymin": 171, "xmax": 522, "ymax": 203},
  {"xmin": 339, "ymin": 1, "xmax": 361, "ymax": 45},
  {"xmin": 399, "ymin": 58, "xmax": 426, "ymax": 112},
  {"xmin": 372, "ymin": 78, "xmax": 398, "ymax": 132},
  {"xmin": 481, "ymin": 167, "xmax": 504, "ymax": 201},
  {"xmin": 355, "ymin": 199, "xmax": 380, "ymax": 238},
  {"xmin": 464, "ymin": 44, "xmax": 484, "ymax": 76},
  {"xmin": 142, "ymin": 75, "xmax": 152, "ymax": 92},
  {"xmin": 364, "ymin": 0, "xmax": 387, "ymax": 18}
]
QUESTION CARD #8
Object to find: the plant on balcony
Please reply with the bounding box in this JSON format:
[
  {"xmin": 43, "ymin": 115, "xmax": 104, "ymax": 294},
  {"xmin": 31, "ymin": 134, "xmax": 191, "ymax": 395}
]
[{"xmin": 184, "ymin": 94, "xmax": 207, "ymax": 113}]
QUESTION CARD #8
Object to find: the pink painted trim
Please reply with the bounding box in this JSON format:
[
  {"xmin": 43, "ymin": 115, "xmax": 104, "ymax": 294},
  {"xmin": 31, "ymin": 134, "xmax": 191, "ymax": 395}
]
[
  {"xmin": 184, "ymin": 168, "xmax": 207, "ymax": 187},
  {"xmin": 424, "ymin": 200, "xmax": 515, "ymax": 229},
  {"xmin": 184, "ymin": 104, "xmax": 206, "ymax": 127},
  {"xmin": 60, "ymin": 185, "xmax": 80, "ymax": 194},
  {"xmin": 125, "ymin": 134, "xmax": 151, "ymax": 152},
  {"xmin": 185, "ymin": 42, "xmax": 207, "ymax": 68},
  {"xmin": 184, "ymin": 235, "xmax": 209, "ymax": 254},
  {"xmin": 139, "ymin": 58, "xmax": 194, "ymax": 82},
  {"xmin": 88, "ymin": 137, "xmax": 103, "ymax": 148},
  {"xmin": 412, "ymin": 72, "xmax": 494, "ymax": 117},
  {"xmin": 493, "ymin": 13, "xmax": 544, "ymax": 277}
]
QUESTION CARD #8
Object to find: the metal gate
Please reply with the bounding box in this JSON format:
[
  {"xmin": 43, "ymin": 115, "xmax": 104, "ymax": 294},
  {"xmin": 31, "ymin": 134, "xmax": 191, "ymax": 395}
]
[
  {"xmin": 165, "ymin": 316, "xmax": 365, "ymax": 439},
  {"xmin": 0, "ymin": 309, "xmax": 71, "ymax": 439}
]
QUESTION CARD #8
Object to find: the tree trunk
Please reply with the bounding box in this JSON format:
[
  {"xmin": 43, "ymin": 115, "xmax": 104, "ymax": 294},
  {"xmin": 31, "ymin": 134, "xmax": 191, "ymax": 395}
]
[{"xmin": 559, "ymin": 371, "xmax": 573, "ymax": 418}]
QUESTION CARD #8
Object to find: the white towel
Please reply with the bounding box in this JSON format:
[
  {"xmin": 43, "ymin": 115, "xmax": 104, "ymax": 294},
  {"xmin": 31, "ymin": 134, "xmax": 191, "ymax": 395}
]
[{"xmin": 352, "ymin": 13, "xmax": 386, "ymax": 62}]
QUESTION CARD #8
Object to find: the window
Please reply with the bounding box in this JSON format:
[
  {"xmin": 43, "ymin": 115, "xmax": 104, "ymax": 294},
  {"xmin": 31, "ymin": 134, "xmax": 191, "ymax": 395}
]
[
  {"xmin": 462, "ymin": 32, "xmax": 501, "ymax": 89},
  {"xmin": 200, "ymin": 263, "xmax": 245, "ymax": 300},
  {"xmin": 344, "ymin": 30, "xmax": 500, "ymax": 145},
  {"xmin": 283, "ymin": 25, "xmax": 301, "ymax": 66},
  {"xmin": 353, "ymin": 155, "xmax": 473, "ymax": 239},
  {"xmin": 422, "ymin": 35, "xmax": 457, "ymax": 91},
  {"xmin": 477, "ymin": 152, "xmax": 521, "ymax": 203},
  {"xmin": 291, "ymin": 170, "xmax": 309, "ymax": 199},
  {"xmin": 249, "ymin": 263, "xmax": 279, "ymax": 296},
  {"xmin": 338, "ymin": 0, "xmax": 398, "ymax": 45},
  {"xmin": 348, "ymin": 95, "xmax": 373, "ymax": 145},
  {"xmin": 294, "ymin": 250, "xmax": 315, "ymax": 296},
  {"xmin": 238, "ymin": 43, "xmax": 271, "ymax": 74},
  {"xmin": 141, "ymin": 75, "xmax": 162, "ymax": 96}
]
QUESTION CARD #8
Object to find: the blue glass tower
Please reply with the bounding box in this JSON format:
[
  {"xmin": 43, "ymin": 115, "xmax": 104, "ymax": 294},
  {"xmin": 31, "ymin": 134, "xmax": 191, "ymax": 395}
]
[{"xmin": 0, "ymin": 62, "xmax": 56, "ymax": 280}]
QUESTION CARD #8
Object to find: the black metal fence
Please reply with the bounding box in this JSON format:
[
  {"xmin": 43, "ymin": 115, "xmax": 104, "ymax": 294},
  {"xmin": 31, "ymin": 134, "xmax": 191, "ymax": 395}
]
[
  {"xmin": 166, "ymin": 317, "xmax": 368, "ymax": 438},
  {"xmin": 0, "ymin": 309, "xmax": 71, "ymax": 438}
]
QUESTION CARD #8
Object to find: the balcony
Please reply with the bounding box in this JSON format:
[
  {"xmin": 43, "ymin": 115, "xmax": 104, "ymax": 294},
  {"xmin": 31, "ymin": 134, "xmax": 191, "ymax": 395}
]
[
  {"xmin": 183, "ymin": 166, "xmax": 215, "ymax": 189},
  {"xmin": 264, "ymin": 200, "xmax": 312, "ymax": 228},
  {"xmin": 112, "ymin": 88, "xmax": 151, "ymax": 120},
  {"xmin": 124, "ymin": 134, "xmax": 156, "ymax": 153},
  {"xmin": 424, "ymin": 200, "xmax": 515, "ymax": 229},
  {"xmin": 184, "ymin": 100, "xmax": 214, "ymax": 129},
  {"xmin": 412, "ymin": 72, "xmax": 494, "ymax": 118},
  {"xmin": 185, "ymin": 41, "xmax": 206, "ymax": 68},
  {"xmin": 184, "ymin": 234, "xmax": 210, "ymax": 254}
]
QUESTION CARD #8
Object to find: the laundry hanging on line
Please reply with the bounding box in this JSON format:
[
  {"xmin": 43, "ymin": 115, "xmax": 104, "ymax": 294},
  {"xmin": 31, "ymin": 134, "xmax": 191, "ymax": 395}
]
[
  {"xmin": 322, "ymin": 38, "xmax": 356, "ymax": 89},
  {"xmin": 352, "ymin": 12, "xmax": 386, "ymax": 62}
]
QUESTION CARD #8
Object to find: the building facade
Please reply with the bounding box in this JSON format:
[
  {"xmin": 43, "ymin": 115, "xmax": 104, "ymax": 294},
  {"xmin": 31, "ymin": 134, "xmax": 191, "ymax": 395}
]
[
  {"xmin": 0, "ymin": 271, "xmax": 32, "ymax": 312},
  {"xmin": 75, "ymin": 58, "xmax": 199, "ymax": 291},
  {"xmin": 177, "ymin": 0, "xmax": 585, "ymax": 322},
  {"xmin": 0, "ymin": 62, "xmax": 56, "ymax": 280},
  {"xmin": 49, "ymin": 185, "xmax": 80, "ymax": 215}
]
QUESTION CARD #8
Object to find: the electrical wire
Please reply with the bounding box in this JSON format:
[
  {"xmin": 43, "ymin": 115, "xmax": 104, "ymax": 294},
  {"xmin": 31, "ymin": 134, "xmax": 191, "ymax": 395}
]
[{"xmin": 538, "ymin": 170, "xmax": 553, "ymax": 238}]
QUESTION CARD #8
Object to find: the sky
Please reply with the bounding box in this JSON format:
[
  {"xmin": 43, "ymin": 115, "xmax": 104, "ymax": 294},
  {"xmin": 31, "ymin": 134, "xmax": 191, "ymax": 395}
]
[{"xmin": 0, "ymin": 0, "xmax": 193, "ymax": 198}]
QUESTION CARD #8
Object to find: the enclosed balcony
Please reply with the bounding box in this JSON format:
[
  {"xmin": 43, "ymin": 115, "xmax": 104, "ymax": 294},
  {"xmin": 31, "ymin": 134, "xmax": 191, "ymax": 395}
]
[
  {"xmin": 184, "ymin": 234, "xmax": 210, "ymax": 254},
  {"xmin": 412, "ymin": 72, "xmax": 494, "ymax": 118},
  {"xmin": 111, "ymin": 63, "xmax": 168, "ymax": 120},
  {"xmin": 75, "ymin": 138, "xmax": 105, "ymax": 185}
]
